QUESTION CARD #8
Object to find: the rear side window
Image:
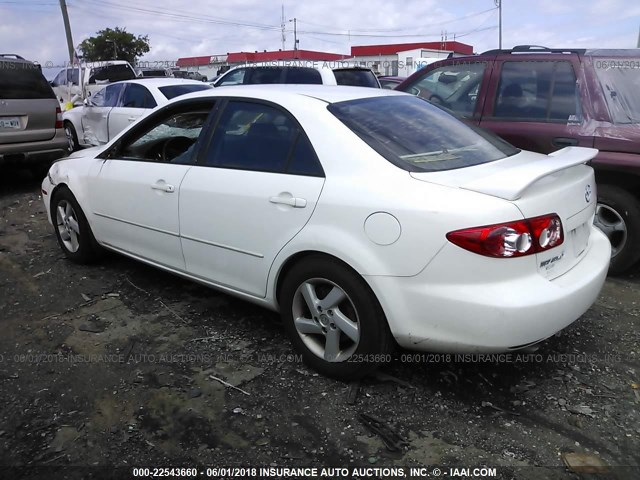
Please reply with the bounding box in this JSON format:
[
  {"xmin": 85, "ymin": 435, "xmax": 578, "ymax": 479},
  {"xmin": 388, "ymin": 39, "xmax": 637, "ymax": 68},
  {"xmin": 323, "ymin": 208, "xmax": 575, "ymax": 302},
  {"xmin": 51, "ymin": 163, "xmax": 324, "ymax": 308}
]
[
  {"xmin": 0, "ymin": 62, "xmax": 55, "ymax": 99},
  {"xmin": 333, "ymin": 69, "xmax": 379, "ymax": 88},
  {"xmin": 205, "ymin": 101, "xmax": 323, "ymax": 176},
  {"xmin": 122, "ymin": 84, "xmax": 157, "ymax": 108},
  {"xmin": 329, "ymin": 95, "xmax": 518, "ymax": 172},
  {"xmin": 159, "ymin": 84, "xmax": 211, "ymax": 100},
  {"xmin": 494, "ymin": 61, "xmax": 578, "ymax": 122},
  {"xmin": 246, "ymin": 67, "xmax": 284, "ymax": 84},
  {"xmin": 285, "ymin": 67, "xmax": 322, "ymax": 84}
]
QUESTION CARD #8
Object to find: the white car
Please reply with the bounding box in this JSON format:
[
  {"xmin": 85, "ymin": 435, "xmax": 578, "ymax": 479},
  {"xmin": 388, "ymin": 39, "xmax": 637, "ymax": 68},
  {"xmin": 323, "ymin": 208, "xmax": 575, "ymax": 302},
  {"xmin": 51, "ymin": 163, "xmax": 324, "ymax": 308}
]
[
  {"xmin": 62, "ymin": 78, "xmax": 212, "ymax": 151},
  {"xmin": 213, "ymin": 62, "xmax": 381, "ymax": 88},
  {"xmin": 42, "ymin": 85, "xmax": 610, "ymax": 379}
]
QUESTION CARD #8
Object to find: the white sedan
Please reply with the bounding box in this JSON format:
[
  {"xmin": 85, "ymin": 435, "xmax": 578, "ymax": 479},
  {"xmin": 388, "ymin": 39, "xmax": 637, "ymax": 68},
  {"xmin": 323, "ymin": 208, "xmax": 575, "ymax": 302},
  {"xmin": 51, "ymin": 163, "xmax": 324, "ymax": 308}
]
[
  {"xmin": 42, "ymin": 85, "xmax": 610, "ymax": 379},
  {"xmin": 62, "ymin": 78, "xmax": 212, "ymax": 151}
]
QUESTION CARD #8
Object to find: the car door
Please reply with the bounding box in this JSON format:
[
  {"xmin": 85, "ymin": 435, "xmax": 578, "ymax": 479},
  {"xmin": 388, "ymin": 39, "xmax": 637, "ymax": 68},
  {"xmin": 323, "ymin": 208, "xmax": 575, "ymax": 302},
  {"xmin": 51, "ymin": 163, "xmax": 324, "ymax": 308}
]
[
  {"xmin": 108, "ymin": 83, "xmax": 157, "ymax": 140},
  {"xmin": 479, "ymin": 58, "xmax": 593, "ymax": 153},
  {"xmin": 86, "ymin": 100, "xmax": 217, "ymax": 269},
  {"xmin": 82, "ymin": 83, "xmax": 124, "ymax": 145},
  {"xmin": 179, "ymin": 99, "xmax": 325, "ymax": 297}
]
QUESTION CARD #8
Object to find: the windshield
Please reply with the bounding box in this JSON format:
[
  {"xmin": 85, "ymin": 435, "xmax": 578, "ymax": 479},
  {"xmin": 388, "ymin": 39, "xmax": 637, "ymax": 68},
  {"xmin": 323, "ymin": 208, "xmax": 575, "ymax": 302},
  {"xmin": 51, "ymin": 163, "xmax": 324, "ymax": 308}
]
[
  {"xmin": 328, "ymin": 95, "xmax": 519, "ymax": 172},
  {"xmin": 0, "ymin": 62, "xmax": 55, "ymax": 99},
  {"xmin": 158, "ymin": 84, "xmax": 212, "ymax": 100},
  {"xmin": 592, "ymin": 58, "xmax": 640, "ymax": 124},
  {"xmin": 89, "ymin": 64, "xmax": 136, "ymax": 84},
  {"xmin": 333, "ymin": 69, "xmax": 379, "ymax": 88}
]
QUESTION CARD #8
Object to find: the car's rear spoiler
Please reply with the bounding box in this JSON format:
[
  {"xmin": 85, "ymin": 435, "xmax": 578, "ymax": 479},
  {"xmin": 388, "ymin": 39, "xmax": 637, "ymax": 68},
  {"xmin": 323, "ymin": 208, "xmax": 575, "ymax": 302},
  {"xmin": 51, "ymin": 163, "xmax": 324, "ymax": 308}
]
[{"xmin": 460, "ymin": 147, "xmax": 598, "ymax": 200}]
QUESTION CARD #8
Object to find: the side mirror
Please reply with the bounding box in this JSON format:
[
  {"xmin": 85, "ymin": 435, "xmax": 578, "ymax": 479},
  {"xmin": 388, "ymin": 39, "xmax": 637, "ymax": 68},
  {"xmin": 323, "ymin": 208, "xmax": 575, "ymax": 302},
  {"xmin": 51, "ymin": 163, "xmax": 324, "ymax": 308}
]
[{"xmin": 83, "ymin": 98, "xmax": 92, "ymax": 107}]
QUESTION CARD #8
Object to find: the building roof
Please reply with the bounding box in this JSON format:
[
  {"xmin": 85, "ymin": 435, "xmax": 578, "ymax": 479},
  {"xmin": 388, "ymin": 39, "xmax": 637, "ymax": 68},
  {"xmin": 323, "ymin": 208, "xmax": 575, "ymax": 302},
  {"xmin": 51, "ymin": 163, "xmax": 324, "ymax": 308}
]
[
  {"xmin": 177, "ymin": 49, "xmax": 349, "ymax": 67},
  {"xmin": 350, "ymin": 41, "xmax": 473, "ymax": 56},
  {"xmin": 227, "ymin": 49, "xmax": 348, "ymax": 63}
]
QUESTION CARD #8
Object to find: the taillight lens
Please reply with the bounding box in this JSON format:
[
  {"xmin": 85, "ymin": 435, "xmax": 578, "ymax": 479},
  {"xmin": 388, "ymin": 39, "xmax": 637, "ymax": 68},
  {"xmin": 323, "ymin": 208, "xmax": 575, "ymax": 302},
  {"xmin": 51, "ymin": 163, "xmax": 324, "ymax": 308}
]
[
  {"xmin": 447, "ymin": 214, "xmax": 564, "ymax": 258},
  {"xmin": 55, "ymin": 106, "xmax": 63, "ymax": 129}
]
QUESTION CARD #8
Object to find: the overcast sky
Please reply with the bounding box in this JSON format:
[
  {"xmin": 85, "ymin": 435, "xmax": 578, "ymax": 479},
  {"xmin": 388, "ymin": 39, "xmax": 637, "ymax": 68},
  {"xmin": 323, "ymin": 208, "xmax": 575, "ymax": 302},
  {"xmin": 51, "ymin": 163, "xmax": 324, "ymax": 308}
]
[{"xmin": 1, "ymin": 0, "xmax": 639, "ymax": 69}]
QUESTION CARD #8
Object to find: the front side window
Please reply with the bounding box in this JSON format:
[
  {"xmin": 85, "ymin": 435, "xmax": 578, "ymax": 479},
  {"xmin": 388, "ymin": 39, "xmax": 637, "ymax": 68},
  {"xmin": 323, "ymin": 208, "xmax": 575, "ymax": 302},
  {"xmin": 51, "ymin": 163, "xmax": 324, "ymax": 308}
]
[
  {"xmin": 494, "ymin": 61, "xmax": 578, "ymax": 122},
  {"xmin": 121, "ymin": 84, "xmax": 157, "ymax": 109},
  {"xmin": 89, "ymin": 88, "xmax": 106, "ymax": 107},
  {"xmin": 114, "ymin": 104, "xmax": 214, "ymax": 163},
  {"xmin": 205, "ymin": 101, "xmax": 322, "ymax": 176},
  {"xmin": 329, "ymin": 95, "xmax": 518, "ymax": 172},
  {"xmin": 216, "ymin": 68, "xmax": 247, "ymax": 86},
  {"xmin": 104, "ymin": 84, "xmax": 124, "ymax": 107},
  {"xmin": 402, "ymin": 62, "xmax": 486, "ymax": 116}
]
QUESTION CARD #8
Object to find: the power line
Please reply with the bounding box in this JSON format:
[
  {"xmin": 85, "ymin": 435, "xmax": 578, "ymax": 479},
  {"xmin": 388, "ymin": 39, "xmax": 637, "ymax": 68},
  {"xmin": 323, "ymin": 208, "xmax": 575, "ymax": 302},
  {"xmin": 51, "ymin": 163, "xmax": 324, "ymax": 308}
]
[{"xmin": 296, "ymin": 7, "xmax": 497, "ymax": 33}]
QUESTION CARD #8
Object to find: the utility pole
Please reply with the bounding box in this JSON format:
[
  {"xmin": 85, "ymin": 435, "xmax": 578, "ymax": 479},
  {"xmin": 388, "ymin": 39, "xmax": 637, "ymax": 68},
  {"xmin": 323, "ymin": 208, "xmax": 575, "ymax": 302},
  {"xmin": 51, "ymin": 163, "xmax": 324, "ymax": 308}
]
[
  {"xmin": 637, "ymin": 25, "xmax": 639, "ymax": 48},
  {"xmin": 293, "ymin": 18, "xmax": 298, "ymax": 51},
  {"xmin": 495, "ymin": 0, "xmax": 502, "ymax": 49},
  {"xmin": 59, "ymin": 0, "xmax": 75, "ymax": 65},
  {"xmin": 281, "ymin": 5, "xmax": 286, "ymax": 50}
]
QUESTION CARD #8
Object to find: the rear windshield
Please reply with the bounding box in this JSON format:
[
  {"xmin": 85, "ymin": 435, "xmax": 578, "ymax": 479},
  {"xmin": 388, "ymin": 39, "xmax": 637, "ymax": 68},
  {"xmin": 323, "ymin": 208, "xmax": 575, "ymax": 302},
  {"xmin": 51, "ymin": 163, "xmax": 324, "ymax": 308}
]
[
  {"xmin": 592, "ymin": 58, "xmax": 640, "ymax": 124},
  {"xmin": 333, "ymin": 69, "xmax": 379, "ymax": 88},
  {"xmin": 89, "ymin": 64, "xmax": 136, "ymax": 84},
  {"xmin": 158, "ymin": 84, "xmax": 212, "ymax": 100},
  {"xmin": 328, "ymin": 95, "xmax": 519, "ymax": 172},
  {"xmin": 0, "ymin": 61, "xmax": 55, "ymax": 99},
  {"xmin": 141, "ymin": 69, "xmax": 167, "ymax": 77}
]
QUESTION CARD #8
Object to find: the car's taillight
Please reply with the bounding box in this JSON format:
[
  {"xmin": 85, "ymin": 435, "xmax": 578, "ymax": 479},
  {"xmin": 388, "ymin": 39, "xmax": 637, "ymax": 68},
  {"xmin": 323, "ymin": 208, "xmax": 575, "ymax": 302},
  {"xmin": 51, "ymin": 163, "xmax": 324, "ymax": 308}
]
[
  {"xmin": 446, "ymin": 214, "xmax": 564, "ymax": 258},
  {"xmin": 55, "ymin": 106, "xmax": 63, "ymax": 129}
]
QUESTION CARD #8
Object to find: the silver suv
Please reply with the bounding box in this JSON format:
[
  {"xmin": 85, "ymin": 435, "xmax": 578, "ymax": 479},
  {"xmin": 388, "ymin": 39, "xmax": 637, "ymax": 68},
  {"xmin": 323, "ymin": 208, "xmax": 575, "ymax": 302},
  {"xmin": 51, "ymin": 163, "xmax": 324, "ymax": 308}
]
[{"xmin": 0, "ymin": 55, "xmax": 68, "ymax": 171}]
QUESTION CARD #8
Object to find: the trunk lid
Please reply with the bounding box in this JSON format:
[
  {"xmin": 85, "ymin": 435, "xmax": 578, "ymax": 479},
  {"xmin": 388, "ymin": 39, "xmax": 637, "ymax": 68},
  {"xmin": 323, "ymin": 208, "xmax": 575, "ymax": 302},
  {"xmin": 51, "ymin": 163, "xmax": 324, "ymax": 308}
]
[{"xmin": 411, "ymin": 147, "xmax": 599, "ymax": 279}]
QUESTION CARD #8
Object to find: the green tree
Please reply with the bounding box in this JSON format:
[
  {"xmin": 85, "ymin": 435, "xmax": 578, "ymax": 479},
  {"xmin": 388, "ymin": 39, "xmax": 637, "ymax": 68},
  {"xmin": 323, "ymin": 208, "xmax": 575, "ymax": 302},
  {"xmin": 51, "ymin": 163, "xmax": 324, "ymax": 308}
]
[{"xmin": 78, "ymin": 27, "xmax": 150, "ymax": 64}]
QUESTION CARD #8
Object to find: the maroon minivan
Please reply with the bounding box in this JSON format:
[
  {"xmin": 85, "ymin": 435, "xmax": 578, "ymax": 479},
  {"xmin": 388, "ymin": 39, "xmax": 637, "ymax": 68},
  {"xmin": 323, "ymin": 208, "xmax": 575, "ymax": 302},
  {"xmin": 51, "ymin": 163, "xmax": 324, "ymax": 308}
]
[{"xmin": 398, "ymin": 45, "xmax": 640, "ymax": 274}]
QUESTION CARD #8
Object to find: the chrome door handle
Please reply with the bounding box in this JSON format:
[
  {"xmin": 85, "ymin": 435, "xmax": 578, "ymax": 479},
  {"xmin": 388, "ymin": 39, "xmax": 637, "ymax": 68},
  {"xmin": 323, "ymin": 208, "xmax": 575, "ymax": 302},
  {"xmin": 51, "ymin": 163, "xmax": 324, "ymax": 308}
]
[
  {"xmin": 151, "ymin": 183, "xmax": 175, "ymax": 193},
  {"xmin": 269, "ymin": 196, "xmax": 307, "ymax": 208}
]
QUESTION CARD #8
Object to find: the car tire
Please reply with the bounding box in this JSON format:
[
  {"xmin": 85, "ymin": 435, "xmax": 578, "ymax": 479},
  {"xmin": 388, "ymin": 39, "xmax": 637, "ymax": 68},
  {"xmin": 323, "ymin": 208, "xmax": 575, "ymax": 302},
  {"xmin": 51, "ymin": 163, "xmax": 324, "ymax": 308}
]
[
  {"xmin": 64, "ymin": 121, "xmax": 79, "ymax": 152},
  {"xmin": 594, "ymin": 184, "xmax": 640, "ymax": 275},
  {"xmin": 280, "ymin": 255, "xmax": 393, "ymax": 380},
  {"xmin": 51, "ymin": 187, "xmax": 102, "ymax": 264}
]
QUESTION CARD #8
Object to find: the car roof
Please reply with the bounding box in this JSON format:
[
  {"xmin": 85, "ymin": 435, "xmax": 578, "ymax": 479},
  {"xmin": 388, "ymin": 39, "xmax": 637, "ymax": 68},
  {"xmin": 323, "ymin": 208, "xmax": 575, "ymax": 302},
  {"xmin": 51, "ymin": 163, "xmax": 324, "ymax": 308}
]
[{"xmin": 179, "ymin": 84, "xmax": 406, "ymax": 104}]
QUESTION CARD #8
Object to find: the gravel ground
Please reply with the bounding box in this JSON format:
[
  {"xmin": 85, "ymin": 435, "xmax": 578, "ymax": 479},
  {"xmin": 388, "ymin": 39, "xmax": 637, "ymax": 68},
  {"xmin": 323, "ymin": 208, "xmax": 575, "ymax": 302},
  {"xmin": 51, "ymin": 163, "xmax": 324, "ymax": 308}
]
[{"xmin": 0, "ymin": 168, "xmax": 639, "ymax": 479}]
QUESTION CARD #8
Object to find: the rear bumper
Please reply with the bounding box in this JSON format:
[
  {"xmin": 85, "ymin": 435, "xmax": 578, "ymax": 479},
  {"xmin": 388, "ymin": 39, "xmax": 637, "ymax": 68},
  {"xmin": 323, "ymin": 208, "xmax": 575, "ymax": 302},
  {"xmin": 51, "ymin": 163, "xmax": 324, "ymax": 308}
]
[
  {"xmin": 365, "ymin": 227, "xmax": 611, "ymax": 352},
  {"xmin": 0, "ymin": 130, "xmax": 69, "ymax": 165}
]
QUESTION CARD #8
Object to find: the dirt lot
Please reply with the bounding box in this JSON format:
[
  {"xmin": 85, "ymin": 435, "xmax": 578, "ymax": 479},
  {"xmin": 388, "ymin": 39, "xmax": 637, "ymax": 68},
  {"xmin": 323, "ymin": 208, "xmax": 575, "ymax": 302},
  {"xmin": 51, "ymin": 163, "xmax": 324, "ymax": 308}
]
[{"xmin": 0, "ymin": 168, "xmax": 639, "ymax": 479}]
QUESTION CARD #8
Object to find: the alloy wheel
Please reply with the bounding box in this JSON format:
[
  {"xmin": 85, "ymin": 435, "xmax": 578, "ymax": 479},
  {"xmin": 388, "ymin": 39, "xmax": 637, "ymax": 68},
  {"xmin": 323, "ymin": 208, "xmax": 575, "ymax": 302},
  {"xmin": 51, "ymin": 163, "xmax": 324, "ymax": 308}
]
[
  {"xmin": 56, "ymin": 200, "xmax": 81, "ymax": 253},
  {"xmin": 291, "ymin": 278, "xmax": 360, "ymax": 362},
  {"xmin": 594, "ymin": 203, "xmax": 627, "ymax": 258}
]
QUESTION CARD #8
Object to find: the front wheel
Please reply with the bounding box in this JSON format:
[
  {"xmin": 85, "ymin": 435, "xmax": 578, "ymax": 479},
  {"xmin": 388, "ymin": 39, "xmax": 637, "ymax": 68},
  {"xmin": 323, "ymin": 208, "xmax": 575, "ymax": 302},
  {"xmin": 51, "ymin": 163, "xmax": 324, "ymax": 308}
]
[
  {"xmin": 51, "ymin": 187, "xmax": 102, "ymax": 264},
  {"xmin": 280, "ymin": 256, "xmax": 393, "ymax": 380},
  {"xmin": 594, "ymin": 184, "xmax": 640, "ymax": 274}
]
